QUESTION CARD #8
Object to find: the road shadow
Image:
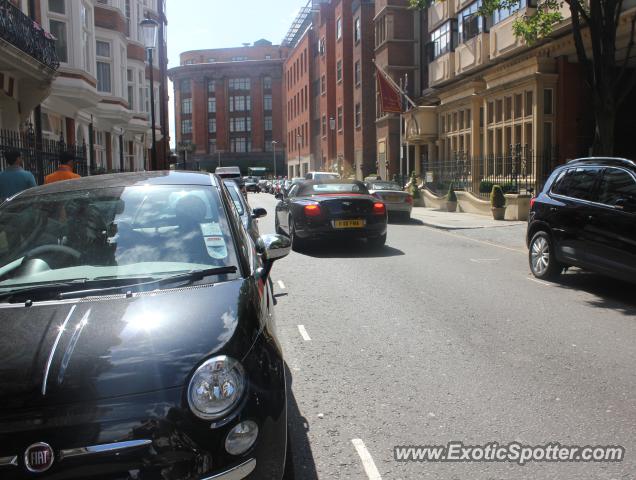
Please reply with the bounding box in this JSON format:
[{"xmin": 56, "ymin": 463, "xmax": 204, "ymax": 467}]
[
  {"xmin": 285, "ymin": 363, "xmax": 318, "ymax": 480},
  {"xmin": 389, "ymin": 216, "xmax": 424, "ymax": 226},
  {"xmin": 553, "ymin": 269, "xmax": 636, "ymax": 316},
  {"xmin": 299, "ymin": 240, "xmax": 405, "ymax": 259}
]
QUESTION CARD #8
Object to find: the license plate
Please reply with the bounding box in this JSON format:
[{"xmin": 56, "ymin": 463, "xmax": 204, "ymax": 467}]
[
  {"xmin": 333, "ymin": 219, "xmax": 366, "ymax": 229},
  {"xmin": 385, "ymin": 195, "xmax": 402, "ymax": 202}
]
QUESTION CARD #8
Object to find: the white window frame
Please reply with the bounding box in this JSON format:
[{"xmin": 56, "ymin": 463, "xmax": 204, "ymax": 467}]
[{"xmin": 96, "ymin": 40, "xmax": 113, "ymax": 93}]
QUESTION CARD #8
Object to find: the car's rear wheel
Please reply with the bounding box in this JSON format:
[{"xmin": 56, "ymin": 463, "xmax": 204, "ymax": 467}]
[
  {"xmin": 529, "ymin": 231, "xmax": 561, "ymax": 280},
  {"xmin": 289, "ymin": 217, "xmax": 306, "ymax": 251},
  {"xmin": 367, "ymin": 233, "xmax": 386, "ymax": 249}
]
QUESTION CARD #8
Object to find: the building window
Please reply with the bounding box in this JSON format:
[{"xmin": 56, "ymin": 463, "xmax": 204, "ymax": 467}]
[
  {"xmin": 208, "ymin": 118, "xmax": 216, "ymax": 133},
  {"xmin": 354, "ymin": 17, "xmax": 361, "ymax": 43},
  {"xmin": 544, "ymin": 88, "xmax": 553, "ymax": 115},
  {"xmin": 321, "ymin": 115, "xmax": 327, "ymax": 137},
  {"xmin": 336, "ymin": 17, "xmax": 342, "ymax": 40},
  {"xmin": 355, "ymin": 103, "xmax": 361, "ymax": 128},
  {"xmin": 207, "ymin": 58, "xmax": 216, "ymax": 63},
  {"xmin": 336, "ymin": 60, "xmax": 342, "ymax": 82},
  {"xmin": 525, "ymin": 91, "xmax": 533, "ymax": 117},
  {"xmin": 49, "ymin": 20, "xmax": 68, "ymax": 63},
  {"xmin": 264, "ymin": 116, "xmax": 273, "ymax": 131},
  {"xmin": 209, "ymin": 139, "xmax": 216, "ymax": 153},
  {"xmin": 231, "ymin": 56, "xmax": 248, "ymax": 62},
  {"xmin": 181, "ymin": 119, "xmax": 192, "ymax": 134},
  {"xmin": 49, "ymin": 0, "xmax": 65, "ymax": 14},
  {"xmin": 264, "ymin": 94, "xmax": 273, "ymax": 111},
  {"xmin": 208, "ymin": 80, "xmax": 215, "ymax": 94},
  {"xmin": 231, "ymin": 137, "xmax": 251, "ymax": 152},
  {"xmin": 229, "ymin": 78, "xmax": 251, "ymax": 90},
  {"xmin": 96, "ymin": 40, "xmax": 112, "ymax": 93},
  {"xmin": 180, "ymin": 79, "xmax": 191, "ymax": 95},
  {"xmin": 354, "ymin": 61, "xmax": 361, "ymax": 86},
  {"xmin": 229, "ymin": 96, "xmax": 250, "ymax": 112},
  {"xmin": 206, "ymin": 97, "xmax": 216, "ymax": 113},
  {"xmin": 430, "ymin": 21, "xmax": 455, "ymax": 60},
  {"xmin": 319, "ymin": 37, "xmax": 326, "ymax": 55},
  {"xmin": 263, "ymin": 76, "xmax": 272, "ymax": 90},
  {"xmin": 337, "ymin": 106, "xmax": 343, "ymax": 131},
  {"xmin": 230, "ymin": 117, "xmax": 251, "ymax": 132},
  {"xmin": 321, "ymin": 75, "xmax": 326, "ymax": 94},
  {"xmin": 182, "ymin": 98, "xmax": 192, "ymax": 115},
  {"xmin": 184, "ymin": 60, "xmax": 195, "ymax": 65},
  {"xmin": 265, "ymin": 55, "xmax": 272, "ymax": 60},
  {"xmin": 127, "ymin": 68, "xmax": 135, "ymax": 109},
  {"xmin": 80, "ymin": 2, "xmax": 92, "ymax": 71},
  {"xmin": 458, "ymin": 1, "xmax": 484, "ymax": 44},
  {"xmin": 493, "ymin": 0, "xmax": 527, "ymax": 24}
]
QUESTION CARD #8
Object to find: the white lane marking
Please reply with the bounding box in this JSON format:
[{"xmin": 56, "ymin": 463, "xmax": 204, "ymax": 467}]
[
  {"xmin": 297, "ymin": 325, "xmax": 311, "ymax": 341},
  {"xmin": 351, "ymin": 439, "xmax": 382, "ymax": 480},
  {"xmin": 277, "ymin": 280, "xmax": 286, "ymax": 290},
  {"xmin": 527, "ymin": 277, "xmax": 552, "ymax": 287}
]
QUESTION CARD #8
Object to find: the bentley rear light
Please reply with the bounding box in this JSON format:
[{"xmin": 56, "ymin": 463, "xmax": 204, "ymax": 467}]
[
  {"xmin": 372, "ymin": 202, "xmax": 386, "ymax": 215},
  {"xmin": 530, "ymin": 197, "xmax": 536, "ymax": 209},
  {"xmin": 406, "ymin": 195, "xmax": 413, "ymax": 205},
  {"xmin": 304, "ymin": 204, "xmax": 321, "ymax": 217}
]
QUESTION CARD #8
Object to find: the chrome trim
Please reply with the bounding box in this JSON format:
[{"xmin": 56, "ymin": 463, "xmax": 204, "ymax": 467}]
[
  {"xmin": 57, "ymin": 309, "xmax": 91, "ymax": 386},
  {"xmin": 0, "ymin": 455, "xmax": 18, "ymax": 467},
  {"xmin": 42, "ymin": 304, "xmax": 77, "ymax": 396},
  {"xmin": 59, "ymin": 439, "xmax": 152, "ymax": 461},
  {"xmin": 200, "ymin": 459, "xmax": 256, "ymax": 480}
]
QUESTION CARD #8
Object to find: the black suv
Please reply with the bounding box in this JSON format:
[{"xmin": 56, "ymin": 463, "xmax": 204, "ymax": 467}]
[{"xmin": 527, "ymin": 157, "xmax": 636, "ymax": 282}]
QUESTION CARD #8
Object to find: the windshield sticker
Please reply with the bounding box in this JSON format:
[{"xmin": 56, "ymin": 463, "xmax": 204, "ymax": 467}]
[{"xmin": 200, "ymin": 223, "xmax": 228, "ymax": 259}]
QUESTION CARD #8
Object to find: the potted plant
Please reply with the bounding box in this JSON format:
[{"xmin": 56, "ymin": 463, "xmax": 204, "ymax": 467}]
[
  {"xmin": 490, "ymin": 184, "xmax": 506, "ymax": 220},
  {"xmin": 446, "ymin": 183, "xmax": 457, "ymax": 212},
  {"xmin": 409, "ymin": 171, "xmax": 422, "ymax": 204}
]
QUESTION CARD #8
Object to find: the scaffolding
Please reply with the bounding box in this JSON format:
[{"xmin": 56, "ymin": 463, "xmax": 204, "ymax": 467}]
[{"xmin": 281, "ymin": 0, "xmax": 316, "ymax": 48}]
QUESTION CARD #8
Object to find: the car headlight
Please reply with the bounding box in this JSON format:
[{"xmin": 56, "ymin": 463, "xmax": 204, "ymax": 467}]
[{"xmin": 188, "ymin": 356, "xmax": 245, "ymax": 420}]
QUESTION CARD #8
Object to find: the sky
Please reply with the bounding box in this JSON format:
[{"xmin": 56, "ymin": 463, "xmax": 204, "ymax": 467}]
[{"xmin": 166, "ymin": 0, "xmax": 307, "ymax": 148}]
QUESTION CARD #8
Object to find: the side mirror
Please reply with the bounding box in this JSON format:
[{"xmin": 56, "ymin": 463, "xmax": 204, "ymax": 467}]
[
  {"xmin": 256, "ymin": 234, "xmax": 291, "ymax": 263},
  {"xmin": 251, "ymin": 207, "xmax": 267, "ymax": 219},
  {"xmin": 615, "ymin": 198, "xmax": 636, "ymax": 213}
]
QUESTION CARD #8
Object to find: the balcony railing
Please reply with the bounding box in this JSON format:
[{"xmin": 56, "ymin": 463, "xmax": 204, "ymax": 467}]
[{"xmin": 0, "ymin": 0, "xmax": 59, "ymax": 71}]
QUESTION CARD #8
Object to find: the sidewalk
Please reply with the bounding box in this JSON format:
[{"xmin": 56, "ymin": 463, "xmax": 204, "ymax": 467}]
[{"xmin": 411, "ymin": 207, "xmax": 526, "ymax": 230}]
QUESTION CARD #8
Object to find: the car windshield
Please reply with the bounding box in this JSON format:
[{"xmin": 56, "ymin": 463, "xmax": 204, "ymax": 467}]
[
  {"xmin": 302, "ymin": 183, "xmax": 369, "ymax": 195},
  {"xmin": 224, "ymin": 182, "xmax": 246, "ymax": 215},
  {"xmin": 0, "ymin": 185, "xmax": 240, "ymax": 290},
  {"xmin": 371, "ymin": 182, "xmax": 402, "ymax": 191}
]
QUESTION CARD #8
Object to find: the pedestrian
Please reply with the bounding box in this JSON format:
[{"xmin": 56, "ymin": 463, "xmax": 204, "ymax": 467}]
[
  {"xmin": 45, "ymin": 151, "xmax": 81, "ymax": 184},
  {"xmin": 0, "ymin": 149, "xmax": 37, "ymax": 201}
]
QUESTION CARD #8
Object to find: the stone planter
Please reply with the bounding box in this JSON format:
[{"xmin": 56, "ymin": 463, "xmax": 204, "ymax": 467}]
[
  {"xmin": 446, "ymin": 201, "xmax": 457, "ymax": 212},
  {"xmin": 491, "ymin": 207, "xmax": 506, "ymax": 220}
]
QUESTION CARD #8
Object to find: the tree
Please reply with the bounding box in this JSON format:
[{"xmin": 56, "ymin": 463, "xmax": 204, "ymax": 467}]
[{"xmin": 410, "ymin": 0, "xmax": 636, "ymax": 155}]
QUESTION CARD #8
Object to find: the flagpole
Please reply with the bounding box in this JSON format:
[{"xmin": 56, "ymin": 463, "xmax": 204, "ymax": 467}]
[
  {"xmin": 399, "ymin": 77, "xmax": 404, "ymax": 186},
  {"xmin": 373, "ymin": 60, "xmax": 417, "ymax": 109},
  {"xmin": 405, "ymin": 74, "xmax": 410, "ymax": 180}
]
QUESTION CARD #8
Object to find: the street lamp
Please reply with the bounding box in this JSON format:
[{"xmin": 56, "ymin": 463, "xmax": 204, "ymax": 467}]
[
  {"xmin": 296, "ymin": 133, "xmax": 303, "ymax": 178},
  {"xmin": 140, "ymin": 17, "xmax": 159, "ymax": 171},
  {"xmin": 271, "ymin": 140, "xmax": 278, "ymax": 179},
  {"xmin": 329, "ymin": 117, "xmax": 336, "ymax": 173}
]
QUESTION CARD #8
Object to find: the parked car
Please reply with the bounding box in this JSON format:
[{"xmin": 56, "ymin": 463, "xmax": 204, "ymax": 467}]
[
  {"xmin": 305, "ymin": 171, "xmax": 340, "ymax": 181},
  {"xmin": 0, "ymin": 171, "xmax": 292, "ymax": 479},
  {"xmin": 215, "ymin": 166, "xmax": 242, "ymax": 179},
  {"xmin": 244, "ymin": 176, "xmax": 260, "ymax": 193},
  {"xmin": 224, "ymin": 178, "xmax": 267, "ymax": 240},
  {"xmin": 527, "ymin": 157, "xmax": 636, "ymax": 282},
  {"xmin": 275, "ymin": 179, "xmax": 388, "ymax": 250},
  {"xmin": 365, "ymin": 181, "xmax": 413, "ymax": 220}
]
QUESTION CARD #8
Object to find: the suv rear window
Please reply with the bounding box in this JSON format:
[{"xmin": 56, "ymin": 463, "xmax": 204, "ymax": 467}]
[
  {"xmin": 598, "ymin": 168, "xmax": 636, "ymax": 207},
  {"xmin": 551, "ymin": 167, "xmax": 600, "ymax": 201}
]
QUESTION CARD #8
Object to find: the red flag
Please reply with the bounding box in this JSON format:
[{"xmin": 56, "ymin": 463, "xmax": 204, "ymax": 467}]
[{"xmin": 376, "ymin": 67, "xmax": 402, "ymax": 114}]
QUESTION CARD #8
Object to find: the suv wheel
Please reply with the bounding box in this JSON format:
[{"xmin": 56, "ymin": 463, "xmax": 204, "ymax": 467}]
[{"xmin": 529, "ymin": 231, "xmax": 561, "ymax": 280}]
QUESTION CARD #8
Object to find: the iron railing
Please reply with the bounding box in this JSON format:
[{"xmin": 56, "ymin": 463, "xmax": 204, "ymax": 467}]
[
  {"xmin": 423, "ymin": 145, "xmax": 558, "ymax": 198},
  {"xmin": 0, "ymin": 0, "xmax": 59, "ymax": 70},
  {"xmin": 0, "ymin": 126, "xmax": 88, "ymax": 184}
]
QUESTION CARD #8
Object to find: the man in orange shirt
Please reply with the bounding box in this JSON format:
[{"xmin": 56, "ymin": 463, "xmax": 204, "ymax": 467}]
[{"xmin": 45, "ymin": 151, "xmax": 81, "ymax": 184}]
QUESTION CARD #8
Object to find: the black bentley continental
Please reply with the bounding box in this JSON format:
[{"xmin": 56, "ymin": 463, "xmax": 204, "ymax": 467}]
[
  {"xmin": 274, "ymin": 180, "xmax": 388, "ymax": 250},
  {"xmin": 0, "ymin": 172, "xmax": 292, "ymax": 480}
]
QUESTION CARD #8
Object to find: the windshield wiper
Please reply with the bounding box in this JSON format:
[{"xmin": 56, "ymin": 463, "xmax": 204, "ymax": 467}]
[
  {"xmin": 0, "ymin": 279, "xmax": 89, "ymax": 303},
  {"xmin": 57, "ymin": 266, "xmax": 238, "ymax": 300}
]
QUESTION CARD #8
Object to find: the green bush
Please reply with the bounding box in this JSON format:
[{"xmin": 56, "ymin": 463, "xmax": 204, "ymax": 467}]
[
  {"xmin": 480, "ymin": 180, "xmax": 517, "ymax": 194},
  {"xmin": 410, "ymin": 171, "xmax": 421, "ymax": 199},
  {"xmin": 447, "ymin": 182, "xmax": 457, "ymax": 202},
  {"xmin": 490, "ymin": 185, "xmax": 506, "ymax": 208}
]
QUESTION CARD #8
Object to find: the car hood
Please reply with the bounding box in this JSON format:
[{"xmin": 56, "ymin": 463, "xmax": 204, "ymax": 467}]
[{"xmin": 0, "ymin": 279, "xmax": 255, "ymax": 411}]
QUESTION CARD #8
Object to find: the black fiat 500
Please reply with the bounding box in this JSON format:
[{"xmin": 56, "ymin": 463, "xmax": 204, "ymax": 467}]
[
  {"xmin": 527, "ymin": 157, "xmax": 636, "ymax": 282},
  {"xmin": 0, "ymin": 172, "xmax": 291, "ymax": 479}
]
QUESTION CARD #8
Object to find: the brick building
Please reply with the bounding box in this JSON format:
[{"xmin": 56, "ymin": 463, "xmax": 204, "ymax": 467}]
[
  {"xmin": 283, "ymin": 0, "xmax": 377, "ymax": 179},
  {"xmin": 168, "ymin": 41, "xmax": 288, "ymax": 174}
]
